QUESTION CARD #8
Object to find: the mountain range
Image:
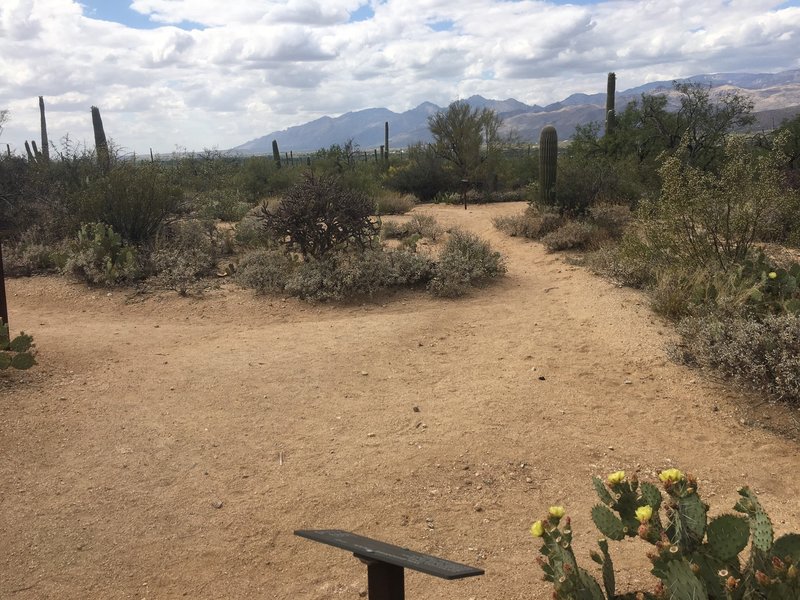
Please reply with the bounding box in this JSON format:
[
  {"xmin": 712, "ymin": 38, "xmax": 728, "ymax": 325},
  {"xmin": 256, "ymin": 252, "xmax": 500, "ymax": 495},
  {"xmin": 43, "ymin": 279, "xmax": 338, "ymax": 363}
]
[{"xmin": 231, "ymin": 69, "xmax": 800, "ymax": 154}]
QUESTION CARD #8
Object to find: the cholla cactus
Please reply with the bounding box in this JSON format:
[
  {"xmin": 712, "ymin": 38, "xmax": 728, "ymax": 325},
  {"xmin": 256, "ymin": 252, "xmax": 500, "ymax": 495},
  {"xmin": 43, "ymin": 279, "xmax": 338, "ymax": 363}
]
[{"xmin": 531, "ymin": 470, "xmax": 800, "ymax": 599}]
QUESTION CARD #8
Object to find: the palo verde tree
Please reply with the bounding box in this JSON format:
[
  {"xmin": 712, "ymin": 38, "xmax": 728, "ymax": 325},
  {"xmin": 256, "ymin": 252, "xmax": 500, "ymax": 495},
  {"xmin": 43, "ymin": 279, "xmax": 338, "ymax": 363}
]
[{"xmin": 428, "ymin": 100, "xmax": 502, "ymax": 188}]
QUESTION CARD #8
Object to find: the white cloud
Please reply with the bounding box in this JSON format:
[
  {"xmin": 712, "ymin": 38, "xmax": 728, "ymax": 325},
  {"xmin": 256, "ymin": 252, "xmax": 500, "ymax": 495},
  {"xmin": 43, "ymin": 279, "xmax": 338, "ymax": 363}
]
[{"xmin": 0, "ymin": 0, "xmax": 799, "ymax": 153}]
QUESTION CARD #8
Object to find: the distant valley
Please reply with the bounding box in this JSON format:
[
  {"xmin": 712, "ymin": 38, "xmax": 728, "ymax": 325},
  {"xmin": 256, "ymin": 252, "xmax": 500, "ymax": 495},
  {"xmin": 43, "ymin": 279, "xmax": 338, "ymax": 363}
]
[{"xmin": 231, "ymin": 69, "xmax": 800, "ymax": 154}]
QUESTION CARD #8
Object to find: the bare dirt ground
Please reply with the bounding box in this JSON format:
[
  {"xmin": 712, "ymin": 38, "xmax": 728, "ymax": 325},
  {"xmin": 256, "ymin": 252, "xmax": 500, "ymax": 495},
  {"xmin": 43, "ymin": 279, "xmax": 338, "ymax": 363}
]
[{"xmin": 2, "ymin": 202, "xmax": 799, "ymax": 600}]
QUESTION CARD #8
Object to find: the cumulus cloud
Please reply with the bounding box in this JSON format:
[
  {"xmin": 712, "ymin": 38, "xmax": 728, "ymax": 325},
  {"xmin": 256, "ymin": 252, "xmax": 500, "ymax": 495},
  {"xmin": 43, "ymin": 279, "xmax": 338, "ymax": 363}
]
[{"xmin": 0, "ymin": 0, "xmax": 798, "ymax": 153}]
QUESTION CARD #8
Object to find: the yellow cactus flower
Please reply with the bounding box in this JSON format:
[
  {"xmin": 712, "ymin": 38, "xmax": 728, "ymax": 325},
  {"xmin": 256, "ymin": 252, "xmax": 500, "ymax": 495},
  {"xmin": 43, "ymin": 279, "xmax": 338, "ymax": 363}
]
[
  {"xmin": 549, "ymin": 506, "xmax": 565, "ymax": 519},
  {"xmin": 635, "ymin": 505, "xmax": 653, "ymax": 523},
  {"xmin": 530, "ymin": 520, "xmax": 544, "ymax": 537},
  {"xmin": 768, "ymin": 272, "xmax": 778, "ymax": 280},
  {"xmin": 607, "ymin": 470, "xmax": 625, "ymax": 484},
  {"xmin": 658, "ymin": 468, "xmax": 684, "ymax": 483}
]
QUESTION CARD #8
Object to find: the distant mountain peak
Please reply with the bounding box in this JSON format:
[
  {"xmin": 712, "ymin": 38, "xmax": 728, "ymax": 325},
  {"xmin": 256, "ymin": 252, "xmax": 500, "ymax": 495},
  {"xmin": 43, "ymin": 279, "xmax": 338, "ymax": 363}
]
[{"xmin": 230, "ymin": 68, "xmax": 800, "ymax": 154}]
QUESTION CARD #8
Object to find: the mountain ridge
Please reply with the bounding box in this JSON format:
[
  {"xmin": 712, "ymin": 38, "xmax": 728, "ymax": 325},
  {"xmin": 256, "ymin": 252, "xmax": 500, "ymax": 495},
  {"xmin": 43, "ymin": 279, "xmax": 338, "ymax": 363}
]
[{"xmin": 232, "ymin": 69, "xmax": 800, "ymax": 154}]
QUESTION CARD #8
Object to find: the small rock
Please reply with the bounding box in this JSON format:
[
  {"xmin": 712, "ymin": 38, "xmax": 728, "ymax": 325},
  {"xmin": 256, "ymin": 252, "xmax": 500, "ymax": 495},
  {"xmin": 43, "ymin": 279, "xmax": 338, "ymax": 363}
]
[
  {"xmin": 474, "ymin": 504, "xmax": 483, "ymax": 512},
  {"xmin": 624, "ymin": 380, "xmax": 633, "ymax": 385},
  {"xmin": 211, "ymin": 500, "xmax": 223, "ymax": 509},
  {"xmin": 712, "ymin": 404, "xmax": 719, "ymax": 412},
  {"xmin": 361, "ymin": 371, "xmax": 369, "ymax": 376},
  {"xmin": 359, "ymin": 590, "xmax": 367, "ymax": 598},
  {"xmin": 538, "ymin": 376, "xmax": 546, "ymax": 381},
  {"xmin": 367, "ymin": 432, "xmax": 376, "ymax": 438},
  {"xmin": 525, "ymin": 477, "xmax": 533, "ymax": 483},
  {"xmin": 412, "ymin": 406, "xmax": 420, "ymax": 412}
]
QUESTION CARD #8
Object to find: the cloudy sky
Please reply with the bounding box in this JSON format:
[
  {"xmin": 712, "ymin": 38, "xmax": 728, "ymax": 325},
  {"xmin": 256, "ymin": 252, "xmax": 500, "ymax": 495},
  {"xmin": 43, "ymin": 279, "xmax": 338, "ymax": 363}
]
[{"xmin": 1, "ymin": 0, "xmax": 799, "ymax": 154}]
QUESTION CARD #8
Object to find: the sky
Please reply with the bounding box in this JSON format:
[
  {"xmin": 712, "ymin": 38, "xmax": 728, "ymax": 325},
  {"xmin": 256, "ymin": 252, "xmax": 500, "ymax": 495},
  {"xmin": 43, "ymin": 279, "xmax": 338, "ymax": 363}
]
[{"xmin": 1, "ymin": 0, "xmax": 799, "ymax": 155}]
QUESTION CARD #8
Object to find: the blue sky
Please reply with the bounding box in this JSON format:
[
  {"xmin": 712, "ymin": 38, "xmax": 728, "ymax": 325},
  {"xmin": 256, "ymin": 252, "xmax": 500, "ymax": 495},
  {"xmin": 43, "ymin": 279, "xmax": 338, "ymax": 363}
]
[{"xmin": 2, "ymin": 0, "xmax": 799, "ymax": 153}]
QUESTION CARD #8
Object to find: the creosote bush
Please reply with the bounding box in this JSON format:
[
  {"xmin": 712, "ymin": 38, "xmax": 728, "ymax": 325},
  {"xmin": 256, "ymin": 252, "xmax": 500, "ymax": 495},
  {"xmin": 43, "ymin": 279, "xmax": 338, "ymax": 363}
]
[
  {"xmin": 532, "ymin": 469, "xmax": 800, "ymax": 599},
  {"xmin": 375, "ymin": 191, "xmax": 417, "ymax": 215}
]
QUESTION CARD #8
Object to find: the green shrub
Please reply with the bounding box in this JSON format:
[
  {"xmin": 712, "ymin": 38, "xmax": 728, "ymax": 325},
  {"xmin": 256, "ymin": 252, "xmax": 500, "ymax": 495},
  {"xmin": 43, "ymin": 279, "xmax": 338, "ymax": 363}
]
[
  {"xmin": 382, "ymin": 214, "xmax": 443, "ymax": 242},
  {"xmin": 1, "ymin": 319, "xmax": 36, "ymax": 371},
  {"xmin": 146, "ymin": 220, "xmax": 220, "ymax": 295},
  {"xmin": 541, "ymin": 221, "xmax": 598, "ymax": 252},
  {"xmin": 374, "ymin": 192, "xmax": 417, "ymax": 215},
  {"xmin": 674, "ymin": 313, "xmax": 800, "ymax": 403},
  {"xmin": 194, "ymin": 188, "xmax": 251, "ymax": 222},
  {"xmin": 79, "ymin": 163, "xmax": 183, "ymax": 244},
  {"xmin": 4, "ymin": 225, "xmax": 68, "ymax": 276},
  {"xmin": 640, "ymin": 133, "xmax": 793, "ymax": 272},
  {"xmin": 531, "ymin": 470, "xmax": 800, "ymax": 599},
  {"xmin": 65, "ymin": 222, "xmax": 139, "ymax": 285},
  {"xmin": 260, "ymin": 172, "xmax": 380, "ymax": 260},
  {"xmin": 585, "ymin": 238, "xmax": 655, "ymax": 288},
  {"xmin": 381, "ymin": 220, "xmax": 411, "ymax": 240},
  {"xmin": 428, "ymin": 229, "xmax": 506, "ymax": 297}
]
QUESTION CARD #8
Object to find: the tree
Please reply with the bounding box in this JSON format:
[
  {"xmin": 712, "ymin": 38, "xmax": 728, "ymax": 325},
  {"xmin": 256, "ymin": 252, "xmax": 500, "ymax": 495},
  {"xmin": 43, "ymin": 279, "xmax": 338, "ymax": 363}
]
[{"xmin": 428, "ymin": 100, "xmax": 502, "ymax": 186}]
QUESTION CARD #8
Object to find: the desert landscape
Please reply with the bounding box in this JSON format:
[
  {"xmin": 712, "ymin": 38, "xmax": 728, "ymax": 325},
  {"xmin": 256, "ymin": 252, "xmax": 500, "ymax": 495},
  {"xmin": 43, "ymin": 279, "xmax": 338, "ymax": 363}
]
[{"xmin": 2, "ymin": 202, "xmax": 799, "ymax": 600}]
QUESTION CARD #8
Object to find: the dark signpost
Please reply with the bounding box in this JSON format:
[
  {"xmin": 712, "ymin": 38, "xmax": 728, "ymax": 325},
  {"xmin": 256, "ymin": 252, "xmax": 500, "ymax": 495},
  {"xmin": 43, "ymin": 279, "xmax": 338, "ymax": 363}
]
[
  {"xmin": 0, "ymin": 237, "xmax": 9, "ymax": 338},
  {"xmin": 295, "ymin": 529, "xmax": 483, "ymax": 600}
]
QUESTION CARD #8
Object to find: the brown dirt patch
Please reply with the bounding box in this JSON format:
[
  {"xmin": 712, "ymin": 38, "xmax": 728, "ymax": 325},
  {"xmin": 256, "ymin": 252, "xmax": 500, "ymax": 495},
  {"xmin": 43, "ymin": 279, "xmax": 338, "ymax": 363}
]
[{"xmin": 2, "ymin": 202, "xmax": 799, "ymax": 599}]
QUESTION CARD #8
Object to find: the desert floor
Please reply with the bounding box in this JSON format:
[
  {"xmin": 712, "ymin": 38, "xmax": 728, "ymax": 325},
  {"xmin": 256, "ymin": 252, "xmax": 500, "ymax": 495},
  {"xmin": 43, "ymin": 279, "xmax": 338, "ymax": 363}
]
[{"xmin": 2, "ymin": 202, "xmax": 799, "ymax": 600}]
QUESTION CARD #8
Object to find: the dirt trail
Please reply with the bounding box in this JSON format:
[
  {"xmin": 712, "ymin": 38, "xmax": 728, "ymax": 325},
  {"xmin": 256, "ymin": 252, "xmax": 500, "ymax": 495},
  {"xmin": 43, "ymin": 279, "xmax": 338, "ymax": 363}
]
[{"xmin": 1, "ymin": 202, "xmax": 798, "ymax": 600}]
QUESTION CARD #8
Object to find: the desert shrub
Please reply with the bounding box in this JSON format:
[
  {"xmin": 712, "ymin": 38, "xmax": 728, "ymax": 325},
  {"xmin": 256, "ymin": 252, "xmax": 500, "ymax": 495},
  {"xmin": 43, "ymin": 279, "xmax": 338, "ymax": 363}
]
[
  {"xmin": 285, "ymin": 249, "xmax": 435, "ymax": 301},
  {"xmin": 674, "ymin": 313, "xmax": 800, "ymax": 403},
  {"xmin": 531, "ymin": 470, "xmax": 800, "ymax": 599},
  {"xmin": 3, "ymin": 225, "xmax": 68, "ymax": 276},
  {"xmin": 493, "ymin": 205, "xmax": 565, "ymax": 239},
  {"xmin": 585, "ymin": 236, "xmax": 655, "ymax": 288},
  {"xmin": 235, "ymin": 250, "xmax": 295, "ymax": 295},
  {"xmin": 0, "ymin": 319, "xmax": 36, "ymax": 371},
  {"xmin": 193, "ymin": 188, "xmax": 251, "ymax": 222},
  {"xmin": 541, "ymin": 221, "xmax": 598, "ymax": 252},
  {"xmin": 375, "ymin": 191, "xmax": 417, "ymax": 215},
  {"xmin": 146, "ymin": 220, "xmax": 218, "ymax": 294},
  {"xmin": 260, "ymin": 172, "xmax": 380, "ymax": 260},
  {"xmin": 640, "ymin": 133, "xmax": 793, "ymax": 272},
  {"xmin": 79, "ymin": 162, "xmax": 183, "ymax": 244},
  {"xmin": 408, "ymin": 214, "xmax": 443, "ymax": 241},
  {"xmin": 381, "ymin": 220, "xmax": 411, "ymax": 240},
  {"xmin": 65, "ymin": 222, "xmax": 139, "ymax": 285},
  {"xmin": 588, "ymin": 202, "xmax": 632, "ymax": 239},
  {"xmin": 428, "ymin": 229, "xmax": 506, "ymax": 297},
  {"xmin": 234, "ymin": 214, "xmax": 274, "ymax": 249},
  {"xmin": 385, "ymin": 143, "xmax": 454, "ymax": 201}
]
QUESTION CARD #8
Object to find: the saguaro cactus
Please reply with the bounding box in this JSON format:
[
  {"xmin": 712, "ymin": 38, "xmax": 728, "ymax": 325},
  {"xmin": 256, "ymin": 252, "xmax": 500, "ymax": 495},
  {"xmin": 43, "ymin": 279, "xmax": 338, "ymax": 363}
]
[
  {"xmin": 539, "ymin": 125, "xmax": 558, "ymax": 205},
  {"xmin": 605, "ymin": 72, "xmax": 616, "ymax": 136},
  {"xmin": 24, "ymin": 141, "xmax": 35, "ymax": 163},
  {"xmin": 384, "ymin": 121, "xmax": 389, "ymax": 166},
  {"xmin": 91, "ymin": 106, "xmax": 110, "ymax": 172},
  {"xmin": 272, "ymin": 139, "xmax": 281, "ymax": 169},
  {"xmin": 38, "ymin": 96, "xmax": 49, "ymax": 163}
]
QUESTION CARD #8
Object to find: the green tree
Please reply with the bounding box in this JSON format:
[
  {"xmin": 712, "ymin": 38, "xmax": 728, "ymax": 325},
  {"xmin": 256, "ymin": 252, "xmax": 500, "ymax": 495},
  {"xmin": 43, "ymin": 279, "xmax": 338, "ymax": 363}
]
[{"xmin": 428, "ymin": 100, "xmax": 502, "ymax": 186}]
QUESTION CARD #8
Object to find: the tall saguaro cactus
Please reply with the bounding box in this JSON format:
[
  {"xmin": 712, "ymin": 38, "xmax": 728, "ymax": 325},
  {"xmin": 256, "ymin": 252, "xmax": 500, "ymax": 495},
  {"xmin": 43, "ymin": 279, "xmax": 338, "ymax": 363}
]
[
  {"xmin": 605, "ymin": 72, "xmax": 616, "ymax": 136},
  {"xmin": 384, "ymin": 121, "xmax": 389, "ymax": 167},
  {"xmin": 38, "ymin": 96, "xmax": 50, "ymax": 163},
  {"xmin": 272, "ymin": 139, "xmax": 281, "ymax": 169},
  {"xmin": 538, "ymin": 125, "xmax": 558, "ymax": 205},
  {"xmin": 91, "ymin": 106, "xmax": 110, "ymax": 172}
]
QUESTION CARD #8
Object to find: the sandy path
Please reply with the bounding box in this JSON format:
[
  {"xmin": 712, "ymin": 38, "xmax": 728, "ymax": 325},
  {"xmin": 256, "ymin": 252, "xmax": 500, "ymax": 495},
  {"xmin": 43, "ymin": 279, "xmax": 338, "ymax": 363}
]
[{"xmin": 1, "ymin": 202, "xmax": 798, "ymax": 600}]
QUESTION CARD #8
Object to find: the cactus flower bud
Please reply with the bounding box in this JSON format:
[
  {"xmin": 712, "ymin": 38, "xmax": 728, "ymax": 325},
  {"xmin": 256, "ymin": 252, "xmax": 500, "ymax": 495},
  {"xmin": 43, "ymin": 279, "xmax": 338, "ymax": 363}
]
[
  {"xmin": 726, "ymin": 576, "xmax": 739, "ymax": 590},
  {"xmin": 607, "ymin": 470, "xmax": 625, "ymax": 484},
  {"xmin": 638, "ymin": 523, "xmax": 649, "ymax": 539},
  {"xmin": 635, "ymin": 505, "xmax": 653, "ymax": 523},
  {"xmin": 769, "ymin": 272, "xmax": 778, "ymax": 279},
  {"xmin": 755, "ymin": 570, "xmax": 770, "ymax": 586},
  {"xmin": 787, "ymin": 565, "xmax": 797, "ymax": 580},
  {"xmin": 548, "ymin": 506, "xmax": 565, "ymax": 519},
  {"xmin": 530, "ymin": 520, "xmax": 544, "ymax": 537},
  {"xmin": 771, "ymin": 556, "xmax": 785, "ymax": 571},
  {"xmin": 658, "ymin": 468, "xmax": 684, "ymax": 484}
]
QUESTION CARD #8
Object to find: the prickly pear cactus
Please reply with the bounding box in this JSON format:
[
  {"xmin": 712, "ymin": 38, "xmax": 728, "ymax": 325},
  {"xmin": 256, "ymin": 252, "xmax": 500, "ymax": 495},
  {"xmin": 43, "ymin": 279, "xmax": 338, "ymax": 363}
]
[
  {"xmin": 0, "ymin": 319, "xmax": 36, "ymax": 370},
  {"xmin": 531, "ymin": 469, "xmax": 800, "ymax": 600}
]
